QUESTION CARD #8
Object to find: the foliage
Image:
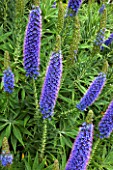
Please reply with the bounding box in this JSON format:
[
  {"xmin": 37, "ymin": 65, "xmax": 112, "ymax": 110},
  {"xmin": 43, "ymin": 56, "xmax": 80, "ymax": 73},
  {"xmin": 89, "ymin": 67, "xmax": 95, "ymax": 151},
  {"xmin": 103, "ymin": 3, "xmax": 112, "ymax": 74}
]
[{"xmin": 0, "ymin": 0, "xmax": 113, "ymax": 169}]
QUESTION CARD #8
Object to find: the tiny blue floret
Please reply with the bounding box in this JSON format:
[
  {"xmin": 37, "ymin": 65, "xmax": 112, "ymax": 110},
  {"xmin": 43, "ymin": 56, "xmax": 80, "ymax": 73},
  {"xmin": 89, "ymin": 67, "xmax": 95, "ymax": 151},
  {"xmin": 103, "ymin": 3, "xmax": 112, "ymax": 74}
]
[
  {"xmin": 52, "ymin": 1, "xmax": 56, "ymax": 8},
  {"xmin": 99, "ymin": 4, "xmax": 105, "ymax": 14}
]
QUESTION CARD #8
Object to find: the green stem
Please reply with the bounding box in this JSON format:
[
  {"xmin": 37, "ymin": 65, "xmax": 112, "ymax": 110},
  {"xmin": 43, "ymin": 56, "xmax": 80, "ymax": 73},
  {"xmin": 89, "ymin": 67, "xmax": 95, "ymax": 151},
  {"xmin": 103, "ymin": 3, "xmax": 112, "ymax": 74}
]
[
  {"xmin": 40, "ymin": 119, "xmax": 47, "ymax": 161},
  {"xmin": 3, "ymin": 0, "xmax": 9, "ymax": 31},
  {"xmin": 52, "ymin": 160, "xmax": 60, "ymax": 170},
  {"xmin": 62, "ymin": 108, "xmax": 77, "ymax": 115},
  {"xmin": 88, "ymin": 139, "xmax": 100, "ymax": 166},
  {"xmin": 4, "ymin": 94, "xmax": 9, "ymax": 118},
  {"xmin": 32, "ymin": 78, "xmax": 39, "ymax": 118}
]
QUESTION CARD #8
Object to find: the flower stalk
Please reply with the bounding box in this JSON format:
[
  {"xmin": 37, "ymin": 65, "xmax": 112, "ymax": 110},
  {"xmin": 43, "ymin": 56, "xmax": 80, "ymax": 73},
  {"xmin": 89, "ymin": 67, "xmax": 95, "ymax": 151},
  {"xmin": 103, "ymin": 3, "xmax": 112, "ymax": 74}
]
[
  {"xmin": 33, "ymin": 78, "xmax": 39, "ymax": 118},
  {"xmin": 57, "ymin": 1, "xmax": 64, "ymax": 34},
  {"xmin": 40, "ymin": 119, "xmax": 47, "ymax": 161},
  {"xmin": 67, "ymin": 16, "xmax": 80, "ymax": 65}
]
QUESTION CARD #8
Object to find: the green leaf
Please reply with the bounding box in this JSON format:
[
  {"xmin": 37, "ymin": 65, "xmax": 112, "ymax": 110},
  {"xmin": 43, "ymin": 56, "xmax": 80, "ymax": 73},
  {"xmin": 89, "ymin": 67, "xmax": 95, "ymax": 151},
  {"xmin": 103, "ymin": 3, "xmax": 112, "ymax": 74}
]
[
  {"xmin": 0, "ymin": 123, "xmax": 8, "ymax": 131},
  {"xmin": 11, "ymin": 135, "xmax": 17, "ymax": 153},
  {"xmin": 44, "ymin": 165, "xmax": 53, "ymax": 170},
  {"xmin": 65, "ymin": 131, "xmax": 77, "ymax": 138},
  {"xmin": 32, "ymin": 152, "xmax": 39, "ymax": 170},
  {"xmin": 24, "ymin": 115, "xmax": 30, "ymax": 127},
  {"xmin": 75, "ymin": 82, "xmax": 86, "ymax": 94},
  {"xmin": 61, "ymin": 154, "xmax": 66, "ymax": 170},
  {"xmin": 5, "ymin": 124, "xmax": 11, "ymax": 138},
  {"xmin": 28, "ymin": 152, "xmax": 32, "ymax": 166},
  {"xmin": 24, "ymin": 159, "xmax": 32, "ymax": 170},
  {"xmin": 13, "ymin": 125, "xmax": 24, "ymax": 146},
  {"xmin": 62, "ymin": 136, "xmax": 72, "ymax": 148},
  {"xmin": 0, "ymin": 130, "xmax": 7, "ymax": 147},
  {"xmin": 1, "ymin": 81, "xmax": 3, "ymax": 89},
  {"xmin": 0, "ymin": 32, "xmax": 12, "ymax": 42},
  {"xmin": 79, "ymin": 44, "xmax": 93, "ymax": 49},
  {"xmin": 60, "ymin": 135, "xmax": 65, "ymax": 149},
  {"xmin": 104, "ymin": 165, "xmax": 113, "ymax": 170},
  {"xmin": 21, "ymin": 89, "xmax": 25, "ymax": 101},
  {"xmin": 37, "ymin": 158, "xmax": 46, "ymax": 170},
  {"xmin": 21, "ymin": 128, "xmax": 32, "ymax": 137},
  {"xmin": 59, "ymin": 94, "xmax": 72, "ymax": 103}
]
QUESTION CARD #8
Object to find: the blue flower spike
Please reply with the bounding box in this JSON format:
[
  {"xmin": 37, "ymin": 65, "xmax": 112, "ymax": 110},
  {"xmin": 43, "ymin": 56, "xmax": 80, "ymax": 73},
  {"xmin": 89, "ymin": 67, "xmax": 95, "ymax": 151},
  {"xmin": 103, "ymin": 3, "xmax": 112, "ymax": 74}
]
[
  {"xmin": 39, "ymin": 51, "xmax": 62, "ymax": 119},
  {"xmin": 23, "ymin": 6, "xmax": 42, "ymax": 79},
  {"xmin": 99, "ymin": 4, "xmax": 105, "ymax": 14},
  {"xmin": 2, "ymin": 67, "xmax": 14, "ymax": 94},
  {"xmin": 66, "ymin": 0, "xmax": 82, "ymax": 17},
  {"xmin": 65, "ymin": 111, "xmax": 94, "ymax": 170},
  {"xmin": 0, "ymin": 137, "xmax": 13, "ymax": 167},
  {"xmin": 101, "ymin": 33, "xmax": 113, "ymax": 51},
  {"xmin": 76, "ymin": 73, "xmax": 106, "ymax": 111},
  {"xmin": 99, "ymin": 100, "xmax": 113, "ymax": 138},
  {"xmin": 94, "ymin": 29, "xmax": 106, "ymax": 47}
]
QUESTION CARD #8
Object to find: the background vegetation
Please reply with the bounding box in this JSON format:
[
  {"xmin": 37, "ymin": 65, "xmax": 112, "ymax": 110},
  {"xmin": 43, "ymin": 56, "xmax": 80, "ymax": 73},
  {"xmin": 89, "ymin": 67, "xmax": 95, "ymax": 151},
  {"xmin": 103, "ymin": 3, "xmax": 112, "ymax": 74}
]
[{"xmin": 0, "ymin": 0, "xmax": 113, "ymax": 169}]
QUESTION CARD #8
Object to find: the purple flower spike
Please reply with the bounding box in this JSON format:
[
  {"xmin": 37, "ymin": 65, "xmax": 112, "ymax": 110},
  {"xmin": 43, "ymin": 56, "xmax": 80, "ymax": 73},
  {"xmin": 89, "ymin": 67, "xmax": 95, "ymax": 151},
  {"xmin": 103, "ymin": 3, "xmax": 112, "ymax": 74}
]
[
  {"xmin": 101, "ymin": 33, "xmax": 113, "ymax": 51},
  {"xmin": 99, "ymin": 4, "xmax": 105, "ymax": 14},
  {"xmin": 76, "ymin": 73, "xmax": 106, "ymax": 111},
  {"xmin": 2, "ymin": 68, "xmax": 14, "ymax": 94},
  {"xmin": 94, "ymin": 29, "xmax": 105, "ymax": 47},
  {"xmin": 52, "ymin": 1, "xmax": 56, "ymax": 8},
  {"xmin": 66, "ymin": 0, "xmax": 82, "ymax": 17},
  {"xmin": 0, "ymin": 153, "xmax": 13, "ymax": 167},
  {"xmin": 39, "ymin": 51, "xmax": 62, "ymax": 119},
  {"xmin": 65, "ymin": 122, "xmax": 93, "ymax": 170},
  {"xmin": 99, "ymin": 101, "xmax": 113, "ymax": 138},
  {"xmin": 23, "ymin": 6, "xmax": 42, "ymax": 79}
]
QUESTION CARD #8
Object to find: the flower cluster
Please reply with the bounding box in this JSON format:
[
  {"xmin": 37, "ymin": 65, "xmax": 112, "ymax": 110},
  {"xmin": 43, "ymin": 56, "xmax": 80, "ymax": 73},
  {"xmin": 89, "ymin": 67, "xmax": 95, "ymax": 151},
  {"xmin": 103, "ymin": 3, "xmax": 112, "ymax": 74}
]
[
  {"xmin": 99, "ymin": 4, "xmax": 105, "ymax": 14},
  {"xmin": 0, "ymin": 137, "xmax": 13, "ymax": 167},
  {"xmin": 2, "ymin": 68, "xmax": 14, "ymax": 93},
  {"xmin": 101, "ymin": 33, "xmax": 113, "ymax": 51},
  {"xmin": 76, "ymin": 73, "xmax": 106, "ymax": 111},
  {"xmin": 99, "ymin": 100, "xmax": 113, "ymax": 138},
  {"xmin": 0, "ymin": 152, "xmax": 13, "ymax": 167},
  {"xmin": 23, "ymin": 6, "xmax": 41, "ymax": 79},
  {"xmin": 65, "ymin": 122, "xmax": 94, "ymax": 170},
  {"xmin": 39, "ymin": 51, "xmax": 62, "ymax": 119},
  {"xmin": 52, "ymin": 1, "xmax": 56, "ymax": 8},
  {"xmin": 66, "ymin": 0, "xmax": 82, "ymax": 17},
  {"xmin": 94, "ymin": 29, "xmax": 105, "ymax": 47}
]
